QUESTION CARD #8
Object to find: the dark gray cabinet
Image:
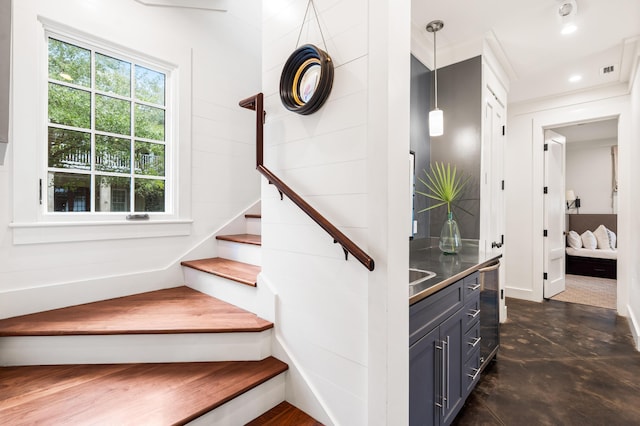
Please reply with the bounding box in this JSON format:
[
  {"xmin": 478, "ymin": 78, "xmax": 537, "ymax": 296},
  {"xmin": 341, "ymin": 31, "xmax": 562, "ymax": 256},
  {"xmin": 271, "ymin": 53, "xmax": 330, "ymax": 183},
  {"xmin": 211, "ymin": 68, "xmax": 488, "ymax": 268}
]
[
  {"xmin": 410, "ymin": 272, "xmax": 481, "ymax": 426},
  {"xmin": 462, "ymin": 273, "xmax": 482, "ymax": 398}
]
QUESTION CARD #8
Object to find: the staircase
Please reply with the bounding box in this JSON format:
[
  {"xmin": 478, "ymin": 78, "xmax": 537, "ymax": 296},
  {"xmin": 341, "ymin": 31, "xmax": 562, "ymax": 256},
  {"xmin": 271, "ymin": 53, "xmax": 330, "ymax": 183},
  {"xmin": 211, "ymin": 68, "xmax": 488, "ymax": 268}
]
[{"xmin": 0, "ymin": 212, "xmax": 323, "ymax": 425}]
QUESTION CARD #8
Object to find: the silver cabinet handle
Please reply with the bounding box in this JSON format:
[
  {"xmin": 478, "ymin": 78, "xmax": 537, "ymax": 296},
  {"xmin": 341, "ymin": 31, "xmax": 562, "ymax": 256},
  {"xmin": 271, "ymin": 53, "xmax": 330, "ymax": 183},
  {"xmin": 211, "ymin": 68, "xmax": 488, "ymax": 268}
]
[
  {"xmin": 467, "ymin": 309, "xmax": 480, "ymax": 319},
  {"xmin": 467, "ymin": 283, "xmax": 481, "ymax": 291},
  {"xmin": 467, "ymin": 367, "xmax": 480, "ymax": 381},
  {"xmin": 435, "ymin": 343, "xmax": 444, "ymax": 409},
  {"xmin": 445, "ymin": 336, "xmax": 450, "ymax": 409},
  {"xmin": 468, "ymin": 336, "xmax": 481, "ymax": 347}
]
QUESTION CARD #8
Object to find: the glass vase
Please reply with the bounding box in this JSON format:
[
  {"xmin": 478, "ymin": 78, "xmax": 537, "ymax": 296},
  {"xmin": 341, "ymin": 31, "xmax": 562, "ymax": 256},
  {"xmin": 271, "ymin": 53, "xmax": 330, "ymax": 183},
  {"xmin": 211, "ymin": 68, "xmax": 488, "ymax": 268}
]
[{"xmin": 439, "ymin": 212, "xmax": 462, "ymax": 254}]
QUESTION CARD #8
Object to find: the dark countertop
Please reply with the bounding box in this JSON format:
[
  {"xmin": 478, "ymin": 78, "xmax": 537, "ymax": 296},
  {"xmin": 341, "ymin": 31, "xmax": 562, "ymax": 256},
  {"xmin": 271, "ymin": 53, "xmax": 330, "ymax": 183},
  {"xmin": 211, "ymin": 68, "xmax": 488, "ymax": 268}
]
[{"xmin": 409, "ymin": 238, "xmax": 502, "ymax": 305}]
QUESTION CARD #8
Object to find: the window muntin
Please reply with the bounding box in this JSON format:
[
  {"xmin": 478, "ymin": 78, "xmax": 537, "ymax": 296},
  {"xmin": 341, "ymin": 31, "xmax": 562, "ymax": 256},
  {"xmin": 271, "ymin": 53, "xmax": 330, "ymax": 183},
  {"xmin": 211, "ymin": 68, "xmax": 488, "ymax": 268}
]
[{"xmin": 46, "ymin": 36, "xmax": 168, "ymax": 214}]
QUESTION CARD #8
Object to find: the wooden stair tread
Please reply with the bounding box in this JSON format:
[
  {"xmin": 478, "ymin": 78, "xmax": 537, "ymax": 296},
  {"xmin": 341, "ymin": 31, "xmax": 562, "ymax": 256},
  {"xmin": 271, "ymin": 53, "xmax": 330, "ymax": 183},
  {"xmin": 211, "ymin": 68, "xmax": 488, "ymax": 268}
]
[
  {"xmin": 216, "ymin": 233, "xmax": 262, "ymax": 245},
  {"xmin": 245, "ymin": 213, "xmax": 262, "ymax": 219},
  {"xmin": 246, "ymin": 401, "xmax": 324, "ymax": 426},
  {"xmin": 0, "ymin": 286, "xmax": 272, "ymax": 336},
  {"xmin": 181, "ymin": 257, "xmax": 260, "ymax": 287},
  {"xmin": 0, "ymin": 357, "xmax": 287, "ymax": 425}
]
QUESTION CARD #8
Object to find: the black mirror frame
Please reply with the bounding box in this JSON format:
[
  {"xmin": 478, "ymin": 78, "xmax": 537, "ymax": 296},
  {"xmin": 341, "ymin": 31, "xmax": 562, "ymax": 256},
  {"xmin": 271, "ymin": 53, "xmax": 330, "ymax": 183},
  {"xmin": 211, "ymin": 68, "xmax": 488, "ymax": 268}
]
[{"xmin": 279, "ymin": 44, "xmax": 334, "ymax": 115}]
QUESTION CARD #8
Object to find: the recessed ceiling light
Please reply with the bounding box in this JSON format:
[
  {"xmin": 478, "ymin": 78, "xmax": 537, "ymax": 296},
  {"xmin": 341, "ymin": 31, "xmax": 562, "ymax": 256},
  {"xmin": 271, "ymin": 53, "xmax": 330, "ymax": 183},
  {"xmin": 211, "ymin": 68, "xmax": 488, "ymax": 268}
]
[
  {"xmin": 558, "ymin": 2, "xmax": 576, "ymax": 17},
  {"xmin": 561, "ymin": 24, "xmax": 577, "ymax": 35},
  {"xmin": 569, "ymin": 75, "xmax": 582, "ymax": 83}
]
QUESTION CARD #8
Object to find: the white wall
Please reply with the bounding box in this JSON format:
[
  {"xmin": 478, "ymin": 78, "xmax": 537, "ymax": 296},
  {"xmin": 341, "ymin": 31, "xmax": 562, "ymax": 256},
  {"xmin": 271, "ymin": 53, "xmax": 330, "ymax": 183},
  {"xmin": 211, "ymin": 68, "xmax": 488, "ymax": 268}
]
[
  {"xmin": 627, "ymin": 50, "xmax": 640, "ymax": 350},
  {"xmin": 505, "ymin": 85, "xmax": 632, "ymax": 315},
  {"xmin": 565, "ymin": 139, "xmax": 617, "ymax": 214},
  {"xmin": 0, "ymin": 0, "xmax": 9, "ymax": 164},
  {"xmin": 0, "ymin": 0, "xmax": 261, "ymax": 318},
  {"xmin": 261, "ymin": 0, "xmax": 409, "ymax": 424}
]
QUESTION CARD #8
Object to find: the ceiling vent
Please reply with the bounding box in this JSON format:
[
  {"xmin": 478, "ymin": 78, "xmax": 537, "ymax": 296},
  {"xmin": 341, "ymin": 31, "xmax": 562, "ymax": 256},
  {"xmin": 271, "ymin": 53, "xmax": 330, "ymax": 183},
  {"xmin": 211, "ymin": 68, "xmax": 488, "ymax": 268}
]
[{"xmin": 600, "ymin": 65, "xmax": 615, "ymax": 75}]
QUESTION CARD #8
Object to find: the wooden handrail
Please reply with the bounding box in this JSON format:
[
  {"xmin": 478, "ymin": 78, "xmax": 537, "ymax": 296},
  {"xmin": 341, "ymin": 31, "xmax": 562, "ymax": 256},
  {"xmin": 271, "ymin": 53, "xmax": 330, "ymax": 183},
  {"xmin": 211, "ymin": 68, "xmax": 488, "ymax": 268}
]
[{"xmin": 239, "ymin": 93, "xmax": 375, "ymax": 271}]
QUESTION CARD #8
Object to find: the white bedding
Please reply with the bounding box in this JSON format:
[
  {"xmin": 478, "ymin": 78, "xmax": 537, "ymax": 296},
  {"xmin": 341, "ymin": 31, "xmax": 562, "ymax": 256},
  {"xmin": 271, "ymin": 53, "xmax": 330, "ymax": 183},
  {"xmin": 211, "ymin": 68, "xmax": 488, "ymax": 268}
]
[{"xmin": 566, "ymin": 247, "xmax": 617, "ymax": 260}]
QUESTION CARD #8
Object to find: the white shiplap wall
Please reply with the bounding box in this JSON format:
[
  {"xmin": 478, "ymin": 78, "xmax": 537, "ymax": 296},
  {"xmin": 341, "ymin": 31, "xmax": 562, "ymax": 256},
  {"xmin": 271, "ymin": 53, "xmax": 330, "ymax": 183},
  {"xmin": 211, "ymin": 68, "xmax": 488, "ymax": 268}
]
[
  {"xmin": 261, "ymin": 0, "xmax": 410, "ymax": 424},
  {"xmin": 0, "ymin": 0, "xmax": 261, "ymax": 317}
]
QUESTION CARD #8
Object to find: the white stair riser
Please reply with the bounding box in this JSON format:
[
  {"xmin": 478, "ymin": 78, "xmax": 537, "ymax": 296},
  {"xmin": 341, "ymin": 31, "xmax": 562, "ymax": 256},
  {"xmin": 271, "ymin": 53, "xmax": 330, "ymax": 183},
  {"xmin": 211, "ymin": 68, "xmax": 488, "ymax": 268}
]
[
  {"xmin": 187, "ymin": 373, "xmax": 286, "ymax": 426},
  {"xmin": 246, "ymin": 217, "xmax": 262, "ymax": 235},
  {"xmin": 0, "ymin": 330, "xmax": 272, "ymax": 366},
  {"xmin": 217, "ymin": 240, "xmax": 261, "ymax": 266},
  {"xmin": 184, "ymin": 268, "xmax": 274, "ymax": 322}
]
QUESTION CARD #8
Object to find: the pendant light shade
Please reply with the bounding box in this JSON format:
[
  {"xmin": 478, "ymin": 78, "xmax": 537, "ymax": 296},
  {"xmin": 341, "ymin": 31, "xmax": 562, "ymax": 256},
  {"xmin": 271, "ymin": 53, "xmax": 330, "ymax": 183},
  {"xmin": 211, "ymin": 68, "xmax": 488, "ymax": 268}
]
[
  {"xmin": 429, "ymin": 108, "xmax": 443, "ymax": 137},
  {"xmin": 426, "ymin": 20, "xmax": 444, "ymax": 137}
]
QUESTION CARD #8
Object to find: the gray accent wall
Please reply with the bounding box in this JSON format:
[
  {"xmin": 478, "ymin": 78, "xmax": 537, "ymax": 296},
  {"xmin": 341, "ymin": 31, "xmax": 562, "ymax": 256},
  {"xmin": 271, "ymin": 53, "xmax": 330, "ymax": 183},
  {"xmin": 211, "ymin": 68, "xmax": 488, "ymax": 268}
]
[
  {"xmin": 410, "ymin": 55, "xmax": 431, "ymax": 239},
  {"xmin": 410, "ymin": 55, "xmax": 482, "ymax": 241},
  {"xmin": 428, "ymin": 56, "xmax": 482, "ymax": 240}
]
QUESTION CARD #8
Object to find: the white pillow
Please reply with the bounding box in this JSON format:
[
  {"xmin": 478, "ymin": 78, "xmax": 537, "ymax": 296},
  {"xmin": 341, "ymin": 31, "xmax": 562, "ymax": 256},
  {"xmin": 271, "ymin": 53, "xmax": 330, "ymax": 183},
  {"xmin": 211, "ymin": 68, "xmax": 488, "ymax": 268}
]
[
  {"xmin": 593, "ymin": 225, "xmax": 610, "ymax": 250},
  {"xmin": 581, "ymin": 230, "xmax": 597, "ymax": 250},
  {"xmin": 567, "ymin": 230, "xmax": 582, "ymax": 249},
  {"xmin": 606, "ymin": 228, "xmax": 617, "ymax": 249}
]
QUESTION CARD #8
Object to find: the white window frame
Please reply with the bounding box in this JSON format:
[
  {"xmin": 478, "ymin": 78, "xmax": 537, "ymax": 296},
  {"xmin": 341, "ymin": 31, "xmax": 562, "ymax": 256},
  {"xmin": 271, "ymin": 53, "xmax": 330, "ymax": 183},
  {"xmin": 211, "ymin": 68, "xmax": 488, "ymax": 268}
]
[
  {"xmin": 9, "ymin": 17, "xmax": 192, "ymax": 244},
  {"xmin": 44, "ymin": 29, "xmax": 174, "ymax": 218}
]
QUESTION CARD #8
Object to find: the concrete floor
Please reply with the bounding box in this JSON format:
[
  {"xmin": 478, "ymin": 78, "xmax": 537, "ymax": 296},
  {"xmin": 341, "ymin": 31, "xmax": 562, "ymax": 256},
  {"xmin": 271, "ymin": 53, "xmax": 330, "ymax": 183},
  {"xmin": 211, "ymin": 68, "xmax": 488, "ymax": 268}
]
[{"xmin": 453, "ymin": 298, "xmax": 640, "ymax": 425}]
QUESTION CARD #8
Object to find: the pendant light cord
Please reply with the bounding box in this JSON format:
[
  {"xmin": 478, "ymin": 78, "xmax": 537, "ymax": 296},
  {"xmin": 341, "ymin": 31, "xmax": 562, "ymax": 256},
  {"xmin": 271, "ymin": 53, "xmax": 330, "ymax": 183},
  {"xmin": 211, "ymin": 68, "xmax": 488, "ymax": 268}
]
[
  {"xmin": 433, "ymin": 29, "xmax": 438, "ymax": 109},
  {"xmin": 295, "ymin": 0, "xmax": 329, "ymax": 53}
]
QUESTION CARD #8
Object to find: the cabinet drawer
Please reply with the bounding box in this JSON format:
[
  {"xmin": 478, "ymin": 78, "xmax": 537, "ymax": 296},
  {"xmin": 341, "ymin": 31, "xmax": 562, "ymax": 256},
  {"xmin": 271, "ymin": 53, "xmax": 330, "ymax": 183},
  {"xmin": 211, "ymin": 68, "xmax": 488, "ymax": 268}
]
[
  {"xmin": 463, "ymin": 347, "xmax": 481, "ymax": 397},
  {"xmin": 463, "ymin": 295, "xmax": 480, "ymax": 332},
  {"xmin": 410, "ymin": 281, "xmax": 463, "ymax": 346},
  {"xmin": 463, "ymin": 321, "xmax": 481, "ymax": 360},
  {"xmin": 463, "ymin": 272, "xmax": 480, "ymax": 301}
]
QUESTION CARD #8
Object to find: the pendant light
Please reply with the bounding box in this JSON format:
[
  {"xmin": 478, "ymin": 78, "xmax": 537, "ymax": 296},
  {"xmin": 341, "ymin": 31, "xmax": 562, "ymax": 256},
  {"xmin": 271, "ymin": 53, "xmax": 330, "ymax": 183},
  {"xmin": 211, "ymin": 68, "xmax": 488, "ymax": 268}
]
[{"xmin": 426, "ymin": 20, "xmax": 444, "ymax": 137}]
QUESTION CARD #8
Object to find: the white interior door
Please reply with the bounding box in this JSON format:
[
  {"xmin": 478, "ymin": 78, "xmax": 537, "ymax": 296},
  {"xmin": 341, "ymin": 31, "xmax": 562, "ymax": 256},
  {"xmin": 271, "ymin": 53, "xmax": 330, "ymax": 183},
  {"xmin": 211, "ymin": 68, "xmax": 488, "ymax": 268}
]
[
  {"xmin": 481, "ymin": 85, "xmax": 506, "ymax": 321},
  {"xmin": 544, "ymin": 130, "xmax": 566, "ymax": 298}
]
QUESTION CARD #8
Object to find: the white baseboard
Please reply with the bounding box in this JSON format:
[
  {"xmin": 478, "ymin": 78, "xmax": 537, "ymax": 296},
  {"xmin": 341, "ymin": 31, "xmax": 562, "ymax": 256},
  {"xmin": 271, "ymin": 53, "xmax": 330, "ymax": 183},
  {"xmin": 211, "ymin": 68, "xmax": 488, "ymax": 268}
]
[
  {"xmin": 179, "ymin": 199, "xmax": 261, "ymax": 264},
  {"xmin": 627, "ymin": 304, "xmax": 640, "ymax": 352},
  {"xmin": 0, "ymin": 199, "xmax": 262, "ymax": 320},
  {"xmin": 0, "ymin": 265, "xmax": 183, "ymax": 319},
  {"xmin": 504, "ymin": 286, "xmax": 539, "ymax": 302},
  {"xmin": 0, "ymin": 330, "xmax": 272, "ymax": 366},
  {"xmin": 186, "ymin": 372, "xmax": 285, "ymax": 426}
]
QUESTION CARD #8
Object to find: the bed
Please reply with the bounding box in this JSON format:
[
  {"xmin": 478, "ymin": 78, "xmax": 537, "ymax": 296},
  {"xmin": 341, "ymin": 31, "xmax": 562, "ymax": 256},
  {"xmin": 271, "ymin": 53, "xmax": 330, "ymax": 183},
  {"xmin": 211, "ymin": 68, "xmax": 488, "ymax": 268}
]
[{"xmin": 565, "ymin": 214, "xmax": 617, "ymax": 279}]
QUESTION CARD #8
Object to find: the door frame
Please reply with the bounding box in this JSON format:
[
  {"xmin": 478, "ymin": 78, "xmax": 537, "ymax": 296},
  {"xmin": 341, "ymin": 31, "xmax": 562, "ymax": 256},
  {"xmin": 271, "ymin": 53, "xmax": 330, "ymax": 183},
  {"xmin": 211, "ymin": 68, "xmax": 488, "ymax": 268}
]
[{"xmin": 533, "ymin": 107, "xmax": 626, "ymax": 314}]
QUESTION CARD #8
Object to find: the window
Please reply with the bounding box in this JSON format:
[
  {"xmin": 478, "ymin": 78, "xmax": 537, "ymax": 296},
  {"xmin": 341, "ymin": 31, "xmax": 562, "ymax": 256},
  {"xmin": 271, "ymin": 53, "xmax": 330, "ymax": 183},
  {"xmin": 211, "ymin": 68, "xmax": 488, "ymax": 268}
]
[{"xmin": 47, "ymin": 36, "xmax": 168, "ymax": 214}]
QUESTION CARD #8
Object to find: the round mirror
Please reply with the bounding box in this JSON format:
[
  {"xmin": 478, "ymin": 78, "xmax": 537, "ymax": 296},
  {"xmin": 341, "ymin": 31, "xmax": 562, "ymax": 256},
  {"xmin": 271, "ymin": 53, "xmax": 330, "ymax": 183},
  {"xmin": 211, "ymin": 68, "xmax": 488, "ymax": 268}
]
[{"xmin": 279, "ymin": 44, "xmax": 334, "ymax": 115}]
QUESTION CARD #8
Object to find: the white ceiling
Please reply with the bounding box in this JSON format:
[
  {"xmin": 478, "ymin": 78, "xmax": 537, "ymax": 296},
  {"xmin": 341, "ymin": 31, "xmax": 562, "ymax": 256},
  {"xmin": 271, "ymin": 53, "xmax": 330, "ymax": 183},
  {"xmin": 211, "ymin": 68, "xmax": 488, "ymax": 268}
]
[{"xmin": 411, "ymin": 0, "xmax": 640, "ymax": 104}]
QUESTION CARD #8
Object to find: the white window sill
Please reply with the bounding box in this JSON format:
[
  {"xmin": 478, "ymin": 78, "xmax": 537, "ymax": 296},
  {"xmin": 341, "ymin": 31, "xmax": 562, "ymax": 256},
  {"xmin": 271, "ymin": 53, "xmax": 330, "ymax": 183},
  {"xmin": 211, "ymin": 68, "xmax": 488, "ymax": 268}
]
[{"xmin": 9, "ymin": 219, "xmax": 193, "ymax": 245}]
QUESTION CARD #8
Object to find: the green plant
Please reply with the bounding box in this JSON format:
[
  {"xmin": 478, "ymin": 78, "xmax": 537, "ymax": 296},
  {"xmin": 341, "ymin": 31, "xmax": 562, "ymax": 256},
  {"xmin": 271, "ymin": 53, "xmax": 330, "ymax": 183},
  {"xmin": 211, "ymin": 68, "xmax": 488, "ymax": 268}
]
[{"xmin": 416, "ymin": 162, "xmax": 471, "ymax": 215}]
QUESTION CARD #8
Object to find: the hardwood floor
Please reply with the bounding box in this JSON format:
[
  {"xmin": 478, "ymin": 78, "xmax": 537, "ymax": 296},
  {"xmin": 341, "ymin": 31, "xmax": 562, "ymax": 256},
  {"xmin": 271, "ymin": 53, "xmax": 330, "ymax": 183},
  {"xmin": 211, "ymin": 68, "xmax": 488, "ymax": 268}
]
[
  {"xmin": 216, "ymin": 234, "xmax": 262, "ymax": 245},
  {"xmin": 246, "ymin": 401, "xmax": 324, "ymax": 426},
  {"xmin": 181, "ymin": 257, "xmax": 260, "ymax": 286},
  {"xmin": 0, "ymin": 357, "xmax": 287, "ymax": 425},
  {"xmin": 0, "ymin": 286, "xmax": 272, "ymax": 336},
  {"xmin": 453, "ymin": 298, "xmax": 640, "ymax": 425}
]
